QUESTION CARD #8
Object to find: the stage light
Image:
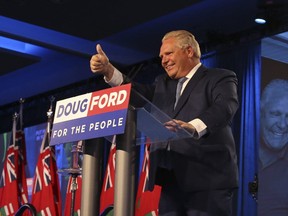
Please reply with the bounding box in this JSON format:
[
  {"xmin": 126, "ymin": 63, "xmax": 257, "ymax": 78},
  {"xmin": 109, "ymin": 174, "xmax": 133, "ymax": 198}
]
[
  {"xmin": 255, "ymin": 11, "xmax": 267, "ymax": 24},
  {"xmin": 255, "ymin": 17, "xmax": 267, "ymax": 24}
]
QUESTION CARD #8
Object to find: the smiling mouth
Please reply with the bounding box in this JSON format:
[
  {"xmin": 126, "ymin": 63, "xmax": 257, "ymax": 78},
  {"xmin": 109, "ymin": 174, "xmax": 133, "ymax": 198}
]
[
  {"xmin": 270, "ymin": 131, "xmax": 288, "ymax": 139},
  {"xmin": 165, "ymin": 64, "xmax": 174, "ymax": 70},
  {"xmin": 271, "ymin": 131, "xmax": 288, "ymax": 137}
]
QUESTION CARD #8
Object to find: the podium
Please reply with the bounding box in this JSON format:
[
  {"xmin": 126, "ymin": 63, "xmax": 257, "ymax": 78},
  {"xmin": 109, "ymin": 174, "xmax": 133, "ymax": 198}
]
[{"xmin": 80, "ymin": 88, "xmax": 193, "ymax": 216}]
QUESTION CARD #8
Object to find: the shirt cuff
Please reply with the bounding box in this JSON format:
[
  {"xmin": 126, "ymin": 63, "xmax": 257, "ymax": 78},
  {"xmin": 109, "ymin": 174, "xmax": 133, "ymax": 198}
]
[
  {"xmin": 189, "ymin": 118, "xmax": 207, "ymax": 139},
  {"xmin": 104, "ymin": 67, "xmax": 123, "ymax": 87}
]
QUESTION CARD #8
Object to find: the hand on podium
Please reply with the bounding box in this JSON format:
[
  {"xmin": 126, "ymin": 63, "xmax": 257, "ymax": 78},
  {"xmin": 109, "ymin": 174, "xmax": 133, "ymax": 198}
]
[
  {"xmin": 90, "ymin": 44, "xmax": 114, "ymax": 81},
  {"xmin": 164, "ymin": 119, "xmax": 196, "ymax": 136}
]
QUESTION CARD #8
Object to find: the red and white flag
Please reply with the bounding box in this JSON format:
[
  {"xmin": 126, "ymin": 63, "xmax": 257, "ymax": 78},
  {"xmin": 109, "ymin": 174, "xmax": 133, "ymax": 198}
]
[
  {"xmin": 0, "ymin": 144, "xmax": 20, "ymax": 216},
  {"xmin": 64, "ymin": 175, "xmax": 82, "ymax": 216},
  {"xmin": 99, "ymin": 136, "xmax": 116, "ymax": 216},
  {"xmin": 15, "ymin": 130, "xmax": 29, "ymax": 205},
  {"xmin": 135, "ymin": 139, "xmax": 161, "ymax": 216},
  {"xmin": 0, "ymin": 113, "xmax": 28, "ymax": 216},
  {"xmin": 31, "ymin": 122, "xmax": 62, "ymax": 216}
]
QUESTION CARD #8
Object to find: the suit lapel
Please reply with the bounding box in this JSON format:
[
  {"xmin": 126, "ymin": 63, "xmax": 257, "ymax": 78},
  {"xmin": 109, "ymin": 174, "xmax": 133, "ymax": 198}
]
[{"xmin": 172, "ymin": 65, "xmax": 208, "ymax": 117}]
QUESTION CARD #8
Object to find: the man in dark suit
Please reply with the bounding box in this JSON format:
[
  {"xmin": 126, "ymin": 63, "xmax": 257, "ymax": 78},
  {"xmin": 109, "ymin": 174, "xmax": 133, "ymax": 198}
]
[{"xmin": 90, "ymin": 30, "xmax": 239, "ymax": 216}]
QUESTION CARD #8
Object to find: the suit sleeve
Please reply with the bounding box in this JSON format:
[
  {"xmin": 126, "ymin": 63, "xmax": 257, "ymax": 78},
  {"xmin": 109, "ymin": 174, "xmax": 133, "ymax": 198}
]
[{"xmin": 198, "ymin": 69, "xmax": 239, "ymax": 134}]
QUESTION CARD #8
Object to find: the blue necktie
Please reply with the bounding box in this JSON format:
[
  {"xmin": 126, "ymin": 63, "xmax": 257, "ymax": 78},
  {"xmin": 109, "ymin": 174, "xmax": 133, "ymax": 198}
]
[{"xmin": 174, "ymin": 77, "xmax": 187, "ymax": 108}]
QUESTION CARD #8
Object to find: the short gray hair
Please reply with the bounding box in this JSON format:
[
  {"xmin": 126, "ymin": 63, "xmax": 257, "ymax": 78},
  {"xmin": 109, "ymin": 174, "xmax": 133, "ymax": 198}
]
[
  {"xmin": 162, "ymin": 30, "xmax": 201, "ymax": 58},
  {"xmin": 261, "ymin": 79, "xmax": 288, "ymax": 110}
]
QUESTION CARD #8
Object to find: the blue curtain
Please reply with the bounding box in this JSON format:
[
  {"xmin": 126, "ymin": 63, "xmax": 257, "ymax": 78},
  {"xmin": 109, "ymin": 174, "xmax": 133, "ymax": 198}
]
[
  {"xmin": 202, "ymin": 41, "xmax": 261, "ymax": 216},
  {"xmin": 236, "ymin": 42, "xmax": 261, "ymax": 216}
]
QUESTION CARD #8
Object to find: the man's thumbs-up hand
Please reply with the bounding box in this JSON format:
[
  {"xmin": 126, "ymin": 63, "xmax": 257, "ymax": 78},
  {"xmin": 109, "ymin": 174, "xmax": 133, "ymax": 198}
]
[
  {"xmin": 96, "ymin": 44, "xmax": 109, "ymax": 66},
  {"xmin": 90, "ymin": 44, "xmax": 114, "ymax": 80}
]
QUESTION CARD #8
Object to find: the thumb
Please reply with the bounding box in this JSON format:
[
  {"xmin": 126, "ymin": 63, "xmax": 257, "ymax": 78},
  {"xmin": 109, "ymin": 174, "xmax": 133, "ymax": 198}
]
[{"xmin": 96, "ymin": 44, "xmax": 109, "ymax": 64}]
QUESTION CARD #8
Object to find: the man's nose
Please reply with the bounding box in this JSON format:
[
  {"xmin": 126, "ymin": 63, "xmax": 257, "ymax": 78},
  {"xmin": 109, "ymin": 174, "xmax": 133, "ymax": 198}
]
[
  {"xmin": 278, "ymin": 114, "xmax": 288, "ymax": 128},
  {"xmin": 162, "ymin": 56, "xmax": 168, "ymax": 65}
]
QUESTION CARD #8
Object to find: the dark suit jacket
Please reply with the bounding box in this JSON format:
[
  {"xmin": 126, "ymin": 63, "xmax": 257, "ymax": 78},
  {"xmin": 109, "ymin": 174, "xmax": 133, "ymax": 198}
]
[{"xmin": 128, "ymin": 65, "xmax": 239, "ymax": 192}]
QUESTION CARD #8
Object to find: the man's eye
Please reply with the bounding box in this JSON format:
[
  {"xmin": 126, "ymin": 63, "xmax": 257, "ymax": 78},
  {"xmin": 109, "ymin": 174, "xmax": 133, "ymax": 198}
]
[{"xmin": 270, "ymin": 111, "xmax": 281, "ymax": 117}]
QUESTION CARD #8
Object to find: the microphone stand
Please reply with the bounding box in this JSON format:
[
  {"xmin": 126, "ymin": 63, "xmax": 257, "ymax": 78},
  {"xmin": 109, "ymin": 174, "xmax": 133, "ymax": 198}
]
[{"xmin": 58, "ymin": 140, "xmax": 83, "ymax": 216}]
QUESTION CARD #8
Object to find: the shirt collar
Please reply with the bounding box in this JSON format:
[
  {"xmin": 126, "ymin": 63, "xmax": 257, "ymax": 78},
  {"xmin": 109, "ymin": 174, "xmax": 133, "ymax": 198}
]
[
  {"xmin": 185, "ymin": 62, "xmax": 202, "ymax": 80},
  {"xmin": 259, "ymin": 141, "xmax": 288, "ymax": 169},
  {"xmin": 180, "ymin": 63, "xmax": 201, "ymax": 93}
]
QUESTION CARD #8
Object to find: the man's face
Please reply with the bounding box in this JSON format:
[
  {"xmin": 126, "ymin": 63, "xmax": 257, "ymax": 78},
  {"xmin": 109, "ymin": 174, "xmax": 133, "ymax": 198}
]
[
  {"xmin": 261, "ymin": 93, "xmax": 288, "ymax": 151},
  {"xmin": 159, "ymin": 38, "xmax": 192, "ymax": 79}
]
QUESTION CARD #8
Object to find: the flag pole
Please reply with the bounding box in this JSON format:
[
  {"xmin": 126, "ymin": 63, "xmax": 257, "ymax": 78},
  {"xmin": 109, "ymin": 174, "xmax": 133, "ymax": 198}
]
[{"xmin": 19, "ymin": 98, "xmax": 25, "ymax": 131}]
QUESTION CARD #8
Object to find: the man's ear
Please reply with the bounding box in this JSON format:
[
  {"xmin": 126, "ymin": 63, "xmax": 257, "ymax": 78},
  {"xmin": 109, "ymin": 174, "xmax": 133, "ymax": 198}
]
[{"xmin": 187, "ymin": 46, "xmax": 194, "ymax": 58}]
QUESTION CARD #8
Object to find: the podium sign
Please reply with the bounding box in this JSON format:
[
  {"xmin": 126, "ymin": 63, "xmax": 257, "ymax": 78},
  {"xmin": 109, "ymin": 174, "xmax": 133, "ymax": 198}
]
[{"xmin": 50, "ymin": 84, "xmax": 131, "ymax": 146}]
